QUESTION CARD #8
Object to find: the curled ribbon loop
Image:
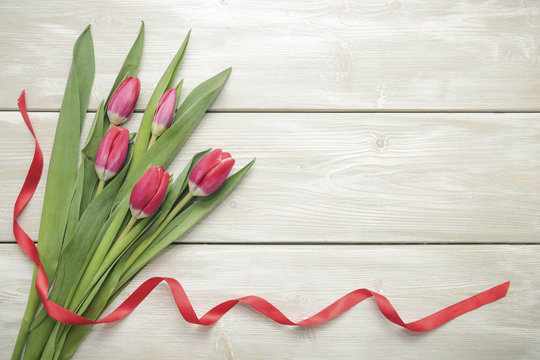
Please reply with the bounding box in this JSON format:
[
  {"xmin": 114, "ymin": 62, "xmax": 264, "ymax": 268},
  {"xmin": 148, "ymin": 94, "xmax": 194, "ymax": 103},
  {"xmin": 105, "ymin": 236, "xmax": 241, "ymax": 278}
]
[{"xmin": 14, "ymin": 91, "xmax": 509, "ymax": 329}]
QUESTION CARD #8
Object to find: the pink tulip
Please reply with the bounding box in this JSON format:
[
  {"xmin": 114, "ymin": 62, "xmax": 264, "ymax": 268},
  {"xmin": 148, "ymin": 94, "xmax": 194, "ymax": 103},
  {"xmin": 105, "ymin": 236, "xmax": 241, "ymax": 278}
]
[
  {"xmin": 151, "ymin": 89, "xmax": 177, "ymax": 137},
  {"xmin": 188, "ymin": 149, "xmax": 235, "ymax": 196},
  {"xmin": 107, "ymin": 76, "xmax": 141, "ymax": 125},
  {"xmin": 94, "ymin": 126, "xmax": 129, "ymax": 181},
  {"xmin": 130, "ymin": 166, "xmax": 169, "ymax": 219}
]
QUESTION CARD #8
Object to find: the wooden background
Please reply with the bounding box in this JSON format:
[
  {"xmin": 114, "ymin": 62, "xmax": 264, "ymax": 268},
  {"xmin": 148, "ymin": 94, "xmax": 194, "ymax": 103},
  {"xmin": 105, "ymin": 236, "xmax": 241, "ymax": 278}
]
[{"xmin": 1, "ymin": 1, "xmax": 539, "ymax": 358}]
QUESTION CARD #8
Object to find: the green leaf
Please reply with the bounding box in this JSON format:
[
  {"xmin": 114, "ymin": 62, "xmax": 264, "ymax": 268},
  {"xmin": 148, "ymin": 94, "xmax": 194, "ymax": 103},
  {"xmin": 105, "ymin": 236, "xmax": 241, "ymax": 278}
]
[
  {"xmin": 79, "ymin": 155, "xmax": 99, "ymax": 214},
  {"xmin": 38, "ymin": 24, "xmax": 95, "ymax": 283},
  {"xmin": 73, "ymin": 27, "xmax": 95, "ymax": 123},
  {"xmin": 108, "ymin": 21, "xmax": 145, "ymax": 100},
  {"xmin": 130, "ymin": 31, "xmax": 190, "ymax": 167},
  {"xmin": 81, "ymin": 101, "xmax": 105, "ymax": 160},
  {"xmin": 40, "ymin": 325, "xmax": 60, "ymax": 360},
  {"xmin": 174, "ymin": 79, "xmax": 184, "ymax": 105},
  {"xmin": 64, "ymin": 164, "xmax": 85, "ymax": 242},
  {"xmin": 14, "ymin": 26, "xmax": 95, "ymax": 360},
  {"xmin": 117, "ymin": 68, "xmax": 232, "ymax": 204}
]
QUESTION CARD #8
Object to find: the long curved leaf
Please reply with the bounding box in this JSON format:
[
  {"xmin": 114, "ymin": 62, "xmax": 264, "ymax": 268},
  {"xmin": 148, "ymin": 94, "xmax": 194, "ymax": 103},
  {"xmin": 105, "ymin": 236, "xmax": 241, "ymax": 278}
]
[
  {"xmin": 130, "ymin": 30, "xmax": 190, "ymax": 167},
  {"xmin": 15, "ymin": 26, "xmax": 95, "ymax": 360}
]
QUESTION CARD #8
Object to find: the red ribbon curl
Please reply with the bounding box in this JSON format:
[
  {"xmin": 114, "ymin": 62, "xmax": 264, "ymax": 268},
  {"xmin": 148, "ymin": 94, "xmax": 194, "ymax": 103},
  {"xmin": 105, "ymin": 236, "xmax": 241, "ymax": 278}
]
[{"xmin": 14, "ymin": 91, "xmax": 509, "ymax": 330}]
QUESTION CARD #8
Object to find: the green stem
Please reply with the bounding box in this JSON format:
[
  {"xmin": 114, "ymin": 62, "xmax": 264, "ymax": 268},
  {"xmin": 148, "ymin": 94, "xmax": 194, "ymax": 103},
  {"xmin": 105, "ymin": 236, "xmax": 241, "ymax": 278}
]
[
  {"xmin": 69, "ymin": 215, "xmax": 137, "ymax": 313},
  {"xmin": 46, "ymin": 215, "xmax": 139, "ymax": 360},
  {"xmin": 94, "ymin": 180, "xmax": 105, "ymax": 198},
  {"xmin": 118, "ymin": 216, "xmax": 137, "ymax": 242},
  {"xmin": 11, "ymin": 269, "xmax": 40, "ymax": 360},
  {"xmin": 84, "ymin": 217, "xmax": 140, "ymax": 301},
  {"xmin": 162, "ymin": 192, "xmax": 193, "ymax": 230},
  {"xmin": 146, "ymin": 134, "xmax": 158, "ymax": 151},
  {"xmin": 119, "ymin": 192, "xmax": 193, "ymax": 288}
]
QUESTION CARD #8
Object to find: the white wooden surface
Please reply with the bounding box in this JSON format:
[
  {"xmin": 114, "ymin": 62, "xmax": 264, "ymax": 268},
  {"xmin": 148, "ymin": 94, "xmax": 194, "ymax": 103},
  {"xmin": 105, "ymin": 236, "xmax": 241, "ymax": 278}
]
[
  {"xmin": 2, "ymin": 112, "xmax": 539, "ymax": 244},
  {"xmin": 1, "ymin": 0, "xmax": 540, "ymax": 111},
  {"xmin": 1, "ymin": 0, "xmax": 540, "ymax": 359}
]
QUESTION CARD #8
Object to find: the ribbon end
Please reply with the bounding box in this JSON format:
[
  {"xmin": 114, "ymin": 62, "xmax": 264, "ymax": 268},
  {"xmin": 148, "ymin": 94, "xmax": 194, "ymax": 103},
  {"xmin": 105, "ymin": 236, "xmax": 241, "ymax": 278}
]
[
  {"xmin": 500, "ymin": 281, "xmax": 511, "ymax": 296},
  {"xmin": 18, "ymin": 90, "xmax": 26, "ymax": 104}
]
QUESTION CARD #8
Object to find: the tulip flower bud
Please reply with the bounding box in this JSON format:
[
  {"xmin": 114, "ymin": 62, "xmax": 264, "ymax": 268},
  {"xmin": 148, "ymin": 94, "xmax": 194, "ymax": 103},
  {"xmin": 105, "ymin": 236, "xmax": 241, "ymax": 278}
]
[
  {"xmin": 107, "ymin": 76, "xmax": 141, "ymax": 125},
  {"xmin": 188, "ymin": 149, "xmax": 235, "ymax": 197},
  {"xmin": 151, "ymin": 89, "xmax": 177, "ymax": 137},
  {"xmin": 94, "ymin": 126, "xmax": 129, "ymax": 181},
  {"xmin": 130, "ymin": 166, "xmax": 170, "ymax": 219}
]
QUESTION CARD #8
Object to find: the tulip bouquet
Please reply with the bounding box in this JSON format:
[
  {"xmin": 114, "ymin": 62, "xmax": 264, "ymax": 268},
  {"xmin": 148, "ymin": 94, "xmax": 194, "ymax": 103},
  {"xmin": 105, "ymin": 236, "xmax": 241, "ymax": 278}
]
[{"xmin": 12, "ymin": 23, "xmax": 253, "ymax": 360}]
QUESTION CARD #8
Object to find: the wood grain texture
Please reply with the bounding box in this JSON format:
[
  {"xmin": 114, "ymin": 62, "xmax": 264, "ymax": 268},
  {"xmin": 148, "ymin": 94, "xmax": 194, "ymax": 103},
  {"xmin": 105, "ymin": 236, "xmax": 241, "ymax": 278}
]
[
  {"xmin": 1, "ymin": 244, "xmax": 538, "ymax": 359},
  {"xmin": 1, "ymin": 112, "xmax": 539, "ymax": 244},
  {"xmin": 1, "ymin": 0, "xmax": 540, "ymax": 111}
]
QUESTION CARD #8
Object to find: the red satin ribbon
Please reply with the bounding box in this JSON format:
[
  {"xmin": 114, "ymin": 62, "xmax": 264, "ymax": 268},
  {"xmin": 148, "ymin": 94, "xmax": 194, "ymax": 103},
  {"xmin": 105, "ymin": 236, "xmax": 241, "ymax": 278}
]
[{"xmin": 14, "ymin": 90, "xmax": 510, "ymax": 330}]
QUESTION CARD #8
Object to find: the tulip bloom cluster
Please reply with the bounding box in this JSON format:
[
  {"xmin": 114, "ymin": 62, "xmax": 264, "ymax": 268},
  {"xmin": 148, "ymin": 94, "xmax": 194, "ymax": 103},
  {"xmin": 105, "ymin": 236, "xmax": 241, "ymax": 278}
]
[
  {"xmin": 12, "ymin": 25, "xmax": 254, "ymax": 360},
  {"xmin": 94, "ymin": 77, "xmax": 237, "ymax": 230}
]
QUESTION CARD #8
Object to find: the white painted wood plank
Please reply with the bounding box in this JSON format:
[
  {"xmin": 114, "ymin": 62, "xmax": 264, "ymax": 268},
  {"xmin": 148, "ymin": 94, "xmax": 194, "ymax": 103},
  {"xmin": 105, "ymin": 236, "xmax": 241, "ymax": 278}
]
[
  {"xmin": 1, "ymin": 0, "xmax": 540, "ymax": 111},
  {"xmin": 1, "ymin": 244, "xmax": 538, "ymax": 359},
  {"xmin": 1, "ymin": 112, "xmax": 539, "ymax": 243}
]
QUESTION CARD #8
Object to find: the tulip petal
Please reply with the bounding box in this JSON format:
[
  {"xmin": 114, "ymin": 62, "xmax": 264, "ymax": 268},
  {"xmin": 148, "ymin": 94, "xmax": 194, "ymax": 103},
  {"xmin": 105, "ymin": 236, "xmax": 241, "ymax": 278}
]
[
  {"xmin": 95, "ymin": 126, "xmax": 120, "ymax": 168},
  {"xmin": 188, "ymin": 149, "xmax": 223, "ymax": 188},
  {"xmin": 130, "ymin": 166, "xmax": 163, "ymax": 218},
  {"xmin": 107, "ymin": 77, "xmax": 141, "ymax": 124},
  {"xmin": 156, "ymin": 88, "xmax": 175, "ymax": 111},
  {"xmin": 104, "ymin": 127, "xmax": 129, "ymax": 176},
  {"xmin": 152, "ymin": 89, "xmax": 177, "ymax": 136},
  {"xmin": 95, "ymin": 126, "xmax": 129, "ymax": 181},
  {"xmin": 221, "ymin": 152, "xmax": 232, "ymax": 160},
  {"xmin": 108, "ymin": 77, "xmax": 128, "ymax": 107},
  {"xmin": 141, "ymin": 171, "xmax": 170, "ymax": 217},
  {"xmin": 195, "ymin": 157, "xmax": 235, "ymax": 196}
]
